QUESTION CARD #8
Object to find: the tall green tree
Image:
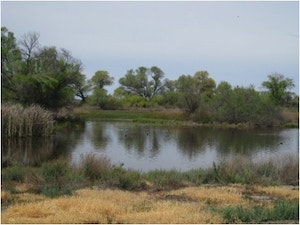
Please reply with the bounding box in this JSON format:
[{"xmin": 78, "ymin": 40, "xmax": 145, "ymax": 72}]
[
  {"xmin": 1, "ymin": 27, "xmax": 22, "ymax": 101},
  {"xmin": 1, "ymin": 28, "xmax": 89, "ymax": 108},
  {"xmin": 91, "ymin": 70, "xmax": 114, "ymax": 89},
  {"xmin": 12, "ymin": 46, "xmax": 85, "ymax": 108},
  {"xmin": 214, "ymin": 84, "xmax": 279, "ymax": 125},
  {"xmin": 176, "ymin": 71, "xmax": 216, "ymax": 113},
  {"xmin": 88, "ymin": 70, "xmax": 114, "ymax": 108},
  {"xmin": 262, "ymin": 73, "xmax": 295, "ymax": 105},
  {"xmin": 119, "ymin": 66, "xmax": 165, "ymax": 100}
]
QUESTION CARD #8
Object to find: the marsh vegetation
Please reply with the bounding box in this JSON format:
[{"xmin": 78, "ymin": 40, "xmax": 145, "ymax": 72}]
[{"xmin": 1, "ymin": 153, "xmax": 299, "ymax": 223}]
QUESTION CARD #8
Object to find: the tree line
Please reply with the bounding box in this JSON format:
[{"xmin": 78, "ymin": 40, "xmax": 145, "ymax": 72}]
[{"xmin": 2, "ymin": 27, "xmax": 298, "ymax": 125}]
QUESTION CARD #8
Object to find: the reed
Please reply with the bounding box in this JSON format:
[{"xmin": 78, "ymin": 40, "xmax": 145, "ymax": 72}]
[{"xmin": 1, "ymin": 103, "xmax": 54, "ymax": 137}]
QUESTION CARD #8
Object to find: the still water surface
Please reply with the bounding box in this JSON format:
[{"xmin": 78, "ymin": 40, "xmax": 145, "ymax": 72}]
[{"xmin": 2, "ymin": 121, "xmax": 299, "ymax": 171}]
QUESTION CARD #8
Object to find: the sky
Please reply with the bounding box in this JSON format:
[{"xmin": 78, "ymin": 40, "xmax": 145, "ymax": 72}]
[{"xmin": 1, "ymin": 1, "xmax": 299, "ymax": 94}]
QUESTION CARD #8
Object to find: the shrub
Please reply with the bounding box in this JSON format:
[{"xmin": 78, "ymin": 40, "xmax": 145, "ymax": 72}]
[
  {"xmin": 40, "ymin": 160, "xmax": 68, "ymax": 182},
  {"xmin": 80, "ymin": 153, "xmax": 112, "ymax": 181},
  {"xmin": 37, "ymin": 160, "xmax": 74, "ymax": 198},
  {"xmin": 111, "ymin": 166, "xmax": 146, "ymax": 190},
  {"xmin": 2, "ymin": 165, "xmax": 26, "ymax": 182}
]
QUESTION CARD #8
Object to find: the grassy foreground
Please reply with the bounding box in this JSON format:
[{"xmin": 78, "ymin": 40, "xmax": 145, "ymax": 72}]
[
  {"xmin": 1, "ymin": 153, "xmax": 299, "ymax": 223},
  {"xmin": 1, "ymin": 185, "xmax": 298, "ymax": 224}
]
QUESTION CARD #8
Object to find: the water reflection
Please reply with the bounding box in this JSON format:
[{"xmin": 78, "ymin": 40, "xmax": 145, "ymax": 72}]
[
  {"xmin": 175, "ymin": 127, "xmax": 215, "ymax": 159},
  {"xmin": 2, "ymin": 121, "xmax": 298, "ymax": 171},
  {"xmin": 213, "ymin": 129, "xmax": 285, "ymax": 155},
  {"xmin": 115, "ymin": 125, "xmax": 161, "ymax": 158},
  {"xmin": 88, "ymin": 122, "xmax": 111, "ymax": 149},
  {"xmin": 2, "ymin": 137, "xmax": 57, "ymax": 167},
  {"xmin": 1, "ymin": 124, "xmax": 85, "ymax": 168}
]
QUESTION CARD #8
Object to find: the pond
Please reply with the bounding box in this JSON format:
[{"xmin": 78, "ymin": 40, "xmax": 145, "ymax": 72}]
[{"xmin": 2, "ymin": 121, "xmax": 299, "ymax": 172}]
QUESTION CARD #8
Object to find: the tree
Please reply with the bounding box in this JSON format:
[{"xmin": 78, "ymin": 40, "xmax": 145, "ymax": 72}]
[
  {"xmin": 214, "ymin": 84, "xmax": 280, "ymax": 125},
  {"xmin": 176, "ymin": 71, "xmax": 216, "ymax": 113},
  {"xmin": 262, "ymin": 73, "xmax": 295, "ymax": 105},
  {"xmin": 91, "ymin": 70, "xmax": 114, "ymax": 89},
  {"xmin": 19, "ymin": 31, "xmax": 40, "ymax": 75},
  {"xmin": 2, "ymin": 28, "xmax": 89, "ymax": 109},
  {"xmin": 71, "ymin": 73, "xmax": 91, "ymax": 103},
  {"xmin": 159, "ymin": 79, "xmax": 179, "ymax": 107},
  {"xmin": 88, "ymin": 70, "xmax": 114, "ymax": 108},
  {"xmin": 1, "ymin": 27, "xmax": 22, "ymax": 101},
  {"xmin": 119, "ymin": 66, "xmax": 165, "ymax": 100}
]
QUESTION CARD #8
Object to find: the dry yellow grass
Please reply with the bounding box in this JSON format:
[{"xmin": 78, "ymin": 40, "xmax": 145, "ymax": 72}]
[
  {"xmin": 1, "ymin": 185, "xmax": 298, "ymax": 224},
  {"xmin": 168, "ymin": 185, "xmax": 248, "ymax": 207},
  {"xmin": 255, "ymin": 185, "xmax": 299, "ymax": 199}
]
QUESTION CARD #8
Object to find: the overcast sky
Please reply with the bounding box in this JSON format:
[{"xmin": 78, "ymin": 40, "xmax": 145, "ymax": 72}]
[{"xmin": 1, "ymin": 1, "xmax": 299, "ymax": 93}]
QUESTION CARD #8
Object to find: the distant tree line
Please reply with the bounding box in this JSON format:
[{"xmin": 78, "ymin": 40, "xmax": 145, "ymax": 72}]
[{"xmin": 2, "ymin": 27, "xmax": 298, "ymax": 125}]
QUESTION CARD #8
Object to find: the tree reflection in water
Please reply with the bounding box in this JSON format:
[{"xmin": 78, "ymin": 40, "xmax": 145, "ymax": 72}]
[{"xmin": 3, "ymin": 121, "xmax": 298, "ymax": 171}]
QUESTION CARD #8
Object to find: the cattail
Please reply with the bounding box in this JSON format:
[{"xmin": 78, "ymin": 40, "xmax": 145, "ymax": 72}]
[{"xmin": 1, "ymin": 103, "xmax": 54, "ymax": 137}]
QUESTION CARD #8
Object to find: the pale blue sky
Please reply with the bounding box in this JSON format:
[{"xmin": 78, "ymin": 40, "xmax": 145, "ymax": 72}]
[{"xmin": 1, "ymin": 1, "xmax": 299, "ymax": 93}]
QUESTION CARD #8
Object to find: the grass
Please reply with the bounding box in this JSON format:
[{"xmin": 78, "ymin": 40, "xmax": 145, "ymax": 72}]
[
  {"xmin": 1, "ymin": 103, "xmax": 53, "ymax": 137},
  {"xmin": 2, "ymin": 185, "xmax": 298, "ymax": 224},
  {"xmin": 73, "ymin": 107, "xmax": 186, "ymax": 123},
  {"xmin": 1, "ymin": 153, "xmax": 298, "ymax": 223},
  {"xmin": 220, "ymin": 199, "xmax": 299, "ymax": 223}
]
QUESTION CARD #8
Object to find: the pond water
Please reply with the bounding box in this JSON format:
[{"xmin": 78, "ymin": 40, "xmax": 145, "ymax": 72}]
[{"xmin": 2, "ymin": 121, "xmax": 299, "ymax": 172}]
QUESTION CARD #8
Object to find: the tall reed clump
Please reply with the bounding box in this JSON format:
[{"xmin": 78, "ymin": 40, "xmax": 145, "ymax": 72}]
[{"xmin": 1, "ymin": 103, "xmax": 54, "ymax": 137}]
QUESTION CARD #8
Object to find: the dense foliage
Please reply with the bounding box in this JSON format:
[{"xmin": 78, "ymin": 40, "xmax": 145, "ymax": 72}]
[
  {"xmin": 1, "ymin": 27, "xmax": 298, "ymax": 126},
  {"xmin": 1, "ymin": 27, "xmax": 88, "ymax": 109}
]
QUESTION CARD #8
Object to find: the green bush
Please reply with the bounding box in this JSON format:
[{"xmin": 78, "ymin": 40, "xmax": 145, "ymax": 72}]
[
  {"xmin": 40, "ymin": 160, "xmax": 68, "ymax": 182},
  {"xmin": 80, "ymin": 153, "xmax": 112, "ymax": 181},
  {"xmin": 37, "ymin": 160, "xmax": 75, "ymax": 198},
  {"xmin": 111, "ymin": 166, "xmax": 146, "ymax": 190},
  {"xmin": 2, "ymin": 165, "xmax": 26, "ymax": 182}
]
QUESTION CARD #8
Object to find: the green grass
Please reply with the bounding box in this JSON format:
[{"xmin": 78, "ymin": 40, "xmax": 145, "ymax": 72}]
[
  {"xmin": 74, "ymin": 108, "xmax": 185, "ymax": 123},
  {"xmin": 220, "ymin": 199, "xmax": 299, "ymax": 223}
]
